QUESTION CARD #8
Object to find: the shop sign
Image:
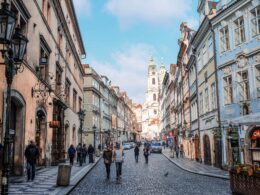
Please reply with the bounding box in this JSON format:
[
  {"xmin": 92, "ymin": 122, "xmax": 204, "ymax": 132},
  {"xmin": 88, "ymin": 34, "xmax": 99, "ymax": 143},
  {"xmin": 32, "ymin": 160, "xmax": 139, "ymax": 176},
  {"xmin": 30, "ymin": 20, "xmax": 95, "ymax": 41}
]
[
  {"xmin": 251, "ymin": 129, "xmax": 260, "ymax": 140},
  {"xmin": 49, "ymin": 121, "xmax": 61, "ymax": 128}
]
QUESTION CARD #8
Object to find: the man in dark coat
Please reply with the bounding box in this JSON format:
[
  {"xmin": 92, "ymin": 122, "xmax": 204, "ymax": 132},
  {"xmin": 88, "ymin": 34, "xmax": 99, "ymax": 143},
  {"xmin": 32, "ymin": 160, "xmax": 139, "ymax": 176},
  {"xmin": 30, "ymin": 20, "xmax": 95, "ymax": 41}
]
[
  {"xmin": 134, "ymin": 145, "xmax": 139, "ymax": 163},
  {"xmin": 103, "ymin": 145, "xmax": 113, "ymax": 180},
  {"xmin": 68, "ymin": 145, "xmax": 76, "ymax": 165},
  {"xmin": 88, "ymin": 144, "xmax": 95, "ymax": 163},
  {"xmin": 24, "ymin": 141, "xmax": 39, "ymax": 181}
]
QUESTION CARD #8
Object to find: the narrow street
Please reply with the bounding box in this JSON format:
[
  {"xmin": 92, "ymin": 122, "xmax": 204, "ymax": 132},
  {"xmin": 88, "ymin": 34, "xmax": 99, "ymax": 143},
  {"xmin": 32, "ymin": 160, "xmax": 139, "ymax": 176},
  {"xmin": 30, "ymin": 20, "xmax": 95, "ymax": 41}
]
[{"xmin": 70, "ymin": 149, "xmax": 231, "ymax": 195}]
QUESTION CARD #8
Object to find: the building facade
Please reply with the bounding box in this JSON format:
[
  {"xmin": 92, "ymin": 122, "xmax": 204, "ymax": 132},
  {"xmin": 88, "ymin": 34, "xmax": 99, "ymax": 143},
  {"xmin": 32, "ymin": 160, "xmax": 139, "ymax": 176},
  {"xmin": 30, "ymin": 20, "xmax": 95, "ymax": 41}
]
[{"xmin": 0, "ymin": 0, "xmax": 86, "ymax": 174}]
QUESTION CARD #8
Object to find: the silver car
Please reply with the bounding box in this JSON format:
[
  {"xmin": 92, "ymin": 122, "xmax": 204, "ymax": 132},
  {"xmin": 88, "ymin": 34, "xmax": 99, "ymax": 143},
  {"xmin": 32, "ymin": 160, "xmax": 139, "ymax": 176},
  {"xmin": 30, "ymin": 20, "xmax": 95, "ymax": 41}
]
[{"xmin": 150, "ymin": 142, "xmax": 162, "ymax": 153}]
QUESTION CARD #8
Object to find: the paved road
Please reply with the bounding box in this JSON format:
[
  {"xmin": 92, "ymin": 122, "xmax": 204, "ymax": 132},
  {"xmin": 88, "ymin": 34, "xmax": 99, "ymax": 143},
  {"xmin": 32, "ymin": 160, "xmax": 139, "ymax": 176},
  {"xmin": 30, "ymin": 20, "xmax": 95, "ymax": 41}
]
[{"xmin": 70, "ymin": 149, "xmax": 231, "ymax": 195}]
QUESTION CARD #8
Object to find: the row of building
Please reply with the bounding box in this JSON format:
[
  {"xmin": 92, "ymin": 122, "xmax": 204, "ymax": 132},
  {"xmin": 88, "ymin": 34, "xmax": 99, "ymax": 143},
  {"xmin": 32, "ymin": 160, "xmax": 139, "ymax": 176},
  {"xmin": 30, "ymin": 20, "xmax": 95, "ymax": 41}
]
[
  {"xmin": 0, "ymin": 0, "xmax": 140, "ymax": 176},
  {"xmin": 159, "ymin": 0, "xmax": 260, "ymax": 169}
]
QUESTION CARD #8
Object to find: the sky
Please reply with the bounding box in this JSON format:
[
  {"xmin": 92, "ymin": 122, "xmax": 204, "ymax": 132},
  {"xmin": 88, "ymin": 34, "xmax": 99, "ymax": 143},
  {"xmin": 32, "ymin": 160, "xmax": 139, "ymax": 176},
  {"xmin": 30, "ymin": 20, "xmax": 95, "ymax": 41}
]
[{"xmin": 74, "ymin": 0, "xmax": 199, "ymax": 104}]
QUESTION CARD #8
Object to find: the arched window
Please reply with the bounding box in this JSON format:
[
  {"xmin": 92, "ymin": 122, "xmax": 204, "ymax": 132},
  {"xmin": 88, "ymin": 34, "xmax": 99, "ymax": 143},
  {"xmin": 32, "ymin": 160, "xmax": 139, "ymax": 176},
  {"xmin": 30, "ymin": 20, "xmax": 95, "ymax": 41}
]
[
  {"xmin": 152, "ymin": 78, "xmax": 155, "ymax": 85},
  {"xmin": 153, "ymin": 94, "xmax": 156, "ymax": 101}
]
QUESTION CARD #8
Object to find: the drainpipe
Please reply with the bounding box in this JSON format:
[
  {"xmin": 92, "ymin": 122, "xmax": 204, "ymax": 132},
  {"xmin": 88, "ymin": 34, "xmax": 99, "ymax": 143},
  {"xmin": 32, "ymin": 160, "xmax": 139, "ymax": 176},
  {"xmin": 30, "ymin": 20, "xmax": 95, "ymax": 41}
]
[{"xmin": 211, "ymin": 23, "xmax": 223, "ymax": 168}]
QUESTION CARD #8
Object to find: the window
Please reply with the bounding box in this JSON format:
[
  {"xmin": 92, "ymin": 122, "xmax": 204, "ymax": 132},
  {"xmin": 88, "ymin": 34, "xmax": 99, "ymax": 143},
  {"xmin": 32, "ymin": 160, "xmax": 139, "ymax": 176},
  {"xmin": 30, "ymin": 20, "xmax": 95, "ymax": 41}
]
[
  {"xmin": 39, "ymin": 47, "xmax": 49, "ymax": 81},
  {"xmin": 152, "ymin": 78, "xmax": 155, "ymax": 85},
  {"xmin": 152, "ymin": 72, "xmax": 155, "ymax": 75},
  {"xmin": 197, "ymin": 51, "xmax": 202, "ymax": 72},
  {"xmin": 73, "ymin": 89, "xmax": 77, "ymax": 111},
  {"xmin": 238, "ymin": 71, "xmax": 250, "ymax": 101},
  {"xmin": 199, "ymin": 92, "xmax": 203, "ymax": 115},
  {"xmin": 208, "ymin": 36, "xmax": 213, "ymax": 59},
  {"xmin": 220, "ymin": 26, "xmax": 230, "ymax": 52},
  {"xmin": 65, "ymin": 80, "xmax": 71, "ymax": 106},
  {"xmin": 251, "ymin": 6, "xmax": 260, "ymax": 36},
  {"xmin": 79, "ymin": 97, "xmax": 82, "ymax": 112},
  {"xmin": 154, "ymin": 110, "xmax": 157, "ymax": 115},
  {"xmin": 153, "ymin": 94, "xmax": 156, "ymax": 101},
  {"xmin": 55, "ymin": 63, "xmax": 62, "ymax": 95},
  {"xmin": 211, "ymin": 83, "xmax": 216, "ymax": 110},
  {"xmin": 202, "ymin": 44, "xmax": 207, "ymax": 66},
  {"xmin": 223, "ymin": 75, "xmax": 233, "ymax": 104},
  {"xmin": 47, "ymin": 3, "xmax": 51, "ymax": 25},
  {"xmin": 234, "ymin": 17, "xmax": 246, "ymax": 45},
  {"xmin": 204, "ymin": 88, "xmax": 209, "ymax": 112},
  {"xmin": 256, "ymin": 65, "xmax": 260, "ymax": 98}
]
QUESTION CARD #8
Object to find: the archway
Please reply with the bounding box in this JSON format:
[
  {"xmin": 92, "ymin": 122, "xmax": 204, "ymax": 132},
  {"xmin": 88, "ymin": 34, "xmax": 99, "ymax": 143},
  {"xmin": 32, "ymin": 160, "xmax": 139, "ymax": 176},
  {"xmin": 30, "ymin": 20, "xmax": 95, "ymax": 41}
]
[
  {"xmin": 214, "ymin": 134, "xmax": 222, "ymax": 168},
  {"xmin": 65, "ymin": 121, "xmax": 70, "ymax": 151},
  {"xmin": 203, "ymin": 134, "xmax": 212, "ymax": 165},
  {"xmin": 35, "ymin": 107, "xmax": 47, "ymax": 166},
  {"xmin": 4, "ymin": 90, "xmax": 26, "ymax": 175}
]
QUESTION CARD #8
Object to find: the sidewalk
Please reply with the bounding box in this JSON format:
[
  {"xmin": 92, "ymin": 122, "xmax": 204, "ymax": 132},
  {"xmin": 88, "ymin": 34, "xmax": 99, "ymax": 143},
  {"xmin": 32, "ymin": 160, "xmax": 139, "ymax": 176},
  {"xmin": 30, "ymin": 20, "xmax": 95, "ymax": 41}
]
[
  {"xmin": 9, "ymin": 157, "xmax": 101, "ymax": 195},
  {"xmin": 162, "ymin": 148, "xmax": 229, "ymax": 180}
]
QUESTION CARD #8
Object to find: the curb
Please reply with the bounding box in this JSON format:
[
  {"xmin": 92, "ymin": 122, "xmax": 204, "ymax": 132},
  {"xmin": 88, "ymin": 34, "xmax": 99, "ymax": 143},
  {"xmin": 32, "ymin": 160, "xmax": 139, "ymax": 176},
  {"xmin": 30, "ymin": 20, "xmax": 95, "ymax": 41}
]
[
  {"xmin": 63, "ymin": 157, "xmax": 102, "ymax": 195},
  {"xmin": 162, "ymin": 152, "xmax": 229, "ymax": 180}
]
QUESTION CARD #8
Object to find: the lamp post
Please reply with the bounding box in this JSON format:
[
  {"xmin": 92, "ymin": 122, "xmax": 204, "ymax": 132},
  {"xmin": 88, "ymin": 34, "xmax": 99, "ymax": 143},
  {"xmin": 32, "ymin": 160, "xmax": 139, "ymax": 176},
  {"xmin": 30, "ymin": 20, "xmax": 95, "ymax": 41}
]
[
  {"xmin": 77, "ymin": 109, "xmax": 85, "ymax": 166},
  {"xmin": 93, "ymin": 125, "xmax": 96, "ymax": 152},
  {"xmin": 0, "ymin": 1, "xmax": 28, "ymax": 194}
]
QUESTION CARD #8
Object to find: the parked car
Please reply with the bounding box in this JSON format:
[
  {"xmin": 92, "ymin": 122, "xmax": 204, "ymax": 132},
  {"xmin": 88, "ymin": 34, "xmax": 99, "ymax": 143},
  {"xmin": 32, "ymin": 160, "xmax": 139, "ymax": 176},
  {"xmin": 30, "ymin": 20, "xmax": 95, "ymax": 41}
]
[
  {"xmin": 150, "ymin": 142, "xmax": 162, "ymax": 153},
  {"xmin": 129, "ymin": 142, "xmax": 135, "ymax": 148},
  {"xmin": 123, "ymin": 143, "xmax": 131, "ymax": 150}
]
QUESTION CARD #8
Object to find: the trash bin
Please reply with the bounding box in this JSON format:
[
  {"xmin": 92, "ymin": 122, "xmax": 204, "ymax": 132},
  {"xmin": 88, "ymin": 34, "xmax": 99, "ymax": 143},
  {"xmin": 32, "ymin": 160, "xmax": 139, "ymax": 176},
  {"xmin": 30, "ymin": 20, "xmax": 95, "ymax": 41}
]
[{"xmin": 56, "ymin": 164, "xmax": 72, "ymax": 186}]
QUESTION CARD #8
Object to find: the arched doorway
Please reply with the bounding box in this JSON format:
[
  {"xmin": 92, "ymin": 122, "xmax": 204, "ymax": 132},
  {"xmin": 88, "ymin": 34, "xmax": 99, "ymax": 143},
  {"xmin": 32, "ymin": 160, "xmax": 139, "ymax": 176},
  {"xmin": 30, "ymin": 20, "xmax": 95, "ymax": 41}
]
[
  {"xmin": 214, "ymin": 134, "xmax": 222, "ymax": 168},
  {"xmin": 194, "ymin": 134, "xmax": 199, "ymax": 161},
  {"xmin": 35, "ymin": 107, "xmax": 47, "ymax": 166},
  {"xmin": 65, "ymin": 121, "xmax": 70, "ymax": 152},
  {"xmin": 5, "ymin": 90, "xmax": 26, "ymax": 175},
  {"xmin": 72, "ymin": 125, "xmax": 76, "ymax": 146},
  {"xmin": 203, "ymin": 134, "xmax": 212, "ymax": 165}
]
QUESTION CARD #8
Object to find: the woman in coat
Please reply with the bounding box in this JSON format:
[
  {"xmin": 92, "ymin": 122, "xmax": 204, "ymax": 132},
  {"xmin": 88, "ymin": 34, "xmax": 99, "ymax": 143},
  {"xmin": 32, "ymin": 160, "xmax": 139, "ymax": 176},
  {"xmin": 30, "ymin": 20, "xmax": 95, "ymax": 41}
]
[{"xmin": 103, "ymin": 145, "xmax": 113, "ymax": 180}]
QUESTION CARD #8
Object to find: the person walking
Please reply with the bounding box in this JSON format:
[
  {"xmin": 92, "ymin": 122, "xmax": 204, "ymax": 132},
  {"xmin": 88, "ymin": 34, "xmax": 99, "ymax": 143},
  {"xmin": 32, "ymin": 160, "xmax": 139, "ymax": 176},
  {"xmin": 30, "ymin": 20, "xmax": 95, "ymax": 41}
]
[
  {"xmin": 88, "ymin": 144, "xmax": 95, "ymax": 163},
  {"xmin": 103, "ymin": 145, "xmax": 113, "ymax": 180},
  {"xmin": 76, "ymin": 143, "xmax": 82, "ymax": 163},
  {"xmin": 68, "ymin": 145, "xmax": 76, "ymax": 165},
  {"xmin": 134, "ymin": 145, "xmax": 139, "ymax": 163},
  {"xmin": 24, "ymin": 141, "xmax": 39, "ymax": 181},
  {"xmin": 175, "ymin": 145, "xmax": 179, "ymax": 158},
  {"xmin": 113, "ymin": 142, "xmax": 124, "ymax": 183},
  {"xmin": 143, "ymin": 146, "xmax": 149, "ymax": 164},
  {"xmin": 82, "ymin": 144, "xmax": 88, "ymax": 163}
]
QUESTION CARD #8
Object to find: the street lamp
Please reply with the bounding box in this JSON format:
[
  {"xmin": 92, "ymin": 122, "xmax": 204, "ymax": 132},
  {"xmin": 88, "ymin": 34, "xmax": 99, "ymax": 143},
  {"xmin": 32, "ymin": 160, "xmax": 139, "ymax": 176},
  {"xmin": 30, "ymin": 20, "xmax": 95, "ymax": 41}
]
[
  {"xmin": 93, "ymin": 125, "xmax": 97, "ymax": 152},
  {"xmin": 77, "ymin": 109, "xmax": 85, "ymax": 166},
  {"xmin": 0, "ymin": 1, "xmax": 28, "ymax": 194}
]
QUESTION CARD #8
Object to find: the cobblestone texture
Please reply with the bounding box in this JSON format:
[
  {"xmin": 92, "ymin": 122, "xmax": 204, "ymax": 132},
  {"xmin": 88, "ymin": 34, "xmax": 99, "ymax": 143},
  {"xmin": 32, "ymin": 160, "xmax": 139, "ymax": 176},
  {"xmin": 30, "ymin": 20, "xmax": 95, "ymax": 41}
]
[{"xmin": 70, "ymin": 148, "xmax": 231, "ymax": 195}]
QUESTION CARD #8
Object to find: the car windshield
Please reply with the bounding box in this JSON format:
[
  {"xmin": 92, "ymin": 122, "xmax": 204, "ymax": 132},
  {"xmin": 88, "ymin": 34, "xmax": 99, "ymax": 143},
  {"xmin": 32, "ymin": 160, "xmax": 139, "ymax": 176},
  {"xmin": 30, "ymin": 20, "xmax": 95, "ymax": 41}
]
[{"xmin": 152, "ymin": 142, "xmax": 161, "ymax": 146}]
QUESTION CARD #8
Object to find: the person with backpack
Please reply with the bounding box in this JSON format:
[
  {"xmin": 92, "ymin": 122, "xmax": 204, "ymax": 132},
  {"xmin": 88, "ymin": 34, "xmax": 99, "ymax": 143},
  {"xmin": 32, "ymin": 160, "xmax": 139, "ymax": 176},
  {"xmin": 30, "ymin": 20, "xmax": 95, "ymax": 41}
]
[
  {"xmin": 113, "ymin": 142, "xmax": 124, "ymax": 183},
  {"xmin": 103, "ymin": 145, "xmax": 113, "ymax": 180},
  {"xmin": 134, "ymin": 145, "xmax": 139, "ymax": 163},
  {"xmin": 24, "ymin": 141, "xmax": 39, "ymax": 181},
  {"xmin": 68, "ymin": 145, "xmax": 76, "ymax": 165}
]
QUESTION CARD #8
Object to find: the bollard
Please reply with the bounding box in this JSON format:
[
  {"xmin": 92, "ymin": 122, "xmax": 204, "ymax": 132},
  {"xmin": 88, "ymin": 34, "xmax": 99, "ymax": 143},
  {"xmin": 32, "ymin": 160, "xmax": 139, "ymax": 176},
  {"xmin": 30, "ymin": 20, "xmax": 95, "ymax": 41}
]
[{"xmin": 56, "ymin": 164, "xmax": 72, "ymax": 186}]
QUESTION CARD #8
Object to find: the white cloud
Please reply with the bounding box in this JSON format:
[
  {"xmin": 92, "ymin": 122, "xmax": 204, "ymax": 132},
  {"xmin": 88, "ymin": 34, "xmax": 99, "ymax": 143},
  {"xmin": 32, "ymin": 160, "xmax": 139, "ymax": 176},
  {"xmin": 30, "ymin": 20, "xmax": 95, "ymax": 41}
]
[
  {"xmin": 73, "ymin": 0, "xmax": 91, "ymax": 16},
  {"xmin": 104, "ymin": 0, "xmax": 194, "ymax": 29},
  {"xmin": 90, "ymin": 43, "xmax": 156, "ymax": 103}
]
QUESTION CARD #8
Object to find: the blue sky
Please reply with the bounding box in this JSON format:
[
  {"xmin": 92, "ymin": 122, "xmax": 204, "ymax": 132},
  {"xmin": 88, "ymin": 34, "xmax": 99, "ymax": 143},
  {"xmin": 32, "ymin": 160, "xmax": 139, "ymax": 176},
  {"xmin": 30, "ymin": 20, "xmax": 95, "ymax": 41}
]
[{"xmin": 74, "ymin": 0, "xmax": 199, "ymax": 104}]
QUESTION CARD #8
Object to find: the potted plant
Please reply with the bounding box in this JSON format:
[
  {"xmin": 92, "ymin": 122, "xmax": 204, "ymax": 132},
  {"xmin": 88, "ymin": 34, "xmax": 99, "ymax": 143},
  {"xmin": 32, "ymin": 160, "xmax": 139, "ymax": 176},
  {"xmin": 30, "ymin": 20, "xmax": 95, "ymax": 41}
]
[{"xmin": 231, "ymin": 164, "xmax": 241, "ymax": 174}]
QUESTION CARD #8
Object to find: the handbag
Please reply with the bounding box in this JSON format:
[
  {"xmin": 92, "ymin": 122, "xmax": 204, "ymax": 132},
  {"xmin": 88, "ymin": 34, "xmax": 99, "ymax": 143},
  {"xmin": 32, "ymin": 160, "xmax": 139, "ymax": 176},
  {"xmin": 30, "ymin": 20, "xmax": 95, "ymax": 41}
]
[{"xmin": 104, "ymin": 159, "xmax": 109, "ymax": 164}]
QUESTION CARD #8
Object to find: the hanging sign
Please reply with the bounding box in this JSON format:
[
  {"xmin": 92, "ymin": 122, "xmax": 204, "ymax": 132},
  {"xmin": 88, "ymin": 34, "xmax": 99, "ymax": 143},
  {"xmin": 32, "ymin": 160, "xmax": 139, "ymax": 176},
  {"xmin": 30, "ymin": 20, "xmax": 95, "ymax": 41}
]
[
  {"xmin": 49, "ymin": 121, "xmax": 60, "ymax": 128},
  {"xmin": 251, "ymin": 129, "xmax": 260, "ymax": 140}
]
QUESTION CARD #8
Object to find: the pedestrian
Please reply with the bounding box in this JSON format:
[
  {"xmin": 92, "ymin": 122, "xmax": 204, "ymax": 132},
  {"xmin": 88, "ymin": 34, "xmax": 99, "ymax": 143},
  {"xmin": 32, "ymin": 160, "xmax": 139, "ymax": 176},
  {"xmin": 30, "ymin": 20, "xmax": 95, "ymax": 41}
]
[
  {"xmin": 113, "ymin": 142, "xmax": 124, "ymax": 183},
  {"xmin": 180, "ymin": 144, "xmax": 184, "ymax": 158},
  {"xmin": 143, "ymin": 146, "xmax": 149, "ymax": 164},
  {"xmin": 175, "ymin": 145, "xmax": 179, "ymax": 158},
  {"xmin": 76, "ymin": 143, "xmax": 82, "ymax": 163},
  {"xmin": 134, "ymin": 145, "xmax": 139, "ymax": 163},
  {"xmin": 96, "ymin": 144, "xmax": 101, "ymax": 157},
  {"xmin": 68, "ymin": 144, "xmax": 76, "ymax": 165},
  {"xmin": 103, "ymin": 145, "xmax": 113, "ymax": 180},
  {"xmin": 24, "ymin": 140, "xmax": 39, "ymax": 181},
  {"xmin": 162, "ymin": 141, "xmax": 166, "ymax": 149},
  {"xmin": 82, "ymin": 144, "xmax": 87, "ymax": 163},
  {"xmin": 88, "ymin": 144, "xmax": 95, "ymax": 163}
]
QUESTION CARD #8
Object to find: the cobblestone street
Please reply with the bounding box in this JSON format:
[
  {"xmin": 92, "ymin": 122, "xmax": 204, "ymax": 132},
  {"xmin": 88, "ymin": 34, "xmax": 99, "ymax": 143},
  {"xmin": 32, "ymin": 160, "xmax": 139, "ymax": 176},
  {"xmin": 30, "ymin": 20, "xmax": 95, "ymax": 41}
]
[{"xmin": 70, "ymin": 149, "xmax": 231, "ymax": 195}]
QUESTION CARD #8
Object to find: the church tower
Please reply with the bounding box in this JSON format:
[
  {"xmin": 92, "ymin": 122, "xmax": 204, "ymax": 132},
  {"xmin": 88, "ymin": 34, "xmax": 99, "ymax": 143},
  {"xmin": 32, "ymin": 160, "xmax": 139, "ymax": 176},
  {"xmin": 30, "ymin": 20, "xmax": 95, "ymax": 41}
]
[{"xmin": 142, "ymin": 57, "xmax": 160, "ymax": 140}]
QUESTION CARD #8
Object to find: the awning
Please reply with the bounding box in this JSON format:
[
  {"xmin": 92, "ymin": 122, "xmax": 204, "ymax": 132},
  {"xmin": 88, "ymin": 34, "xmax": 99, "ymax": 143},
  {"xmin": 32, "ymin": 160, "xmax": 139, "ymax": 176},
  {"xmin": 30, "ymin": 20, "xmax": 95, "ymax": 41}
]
[{"xmin": 227, "ymin": 112, "xmax": 260, "ymax": 126}]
